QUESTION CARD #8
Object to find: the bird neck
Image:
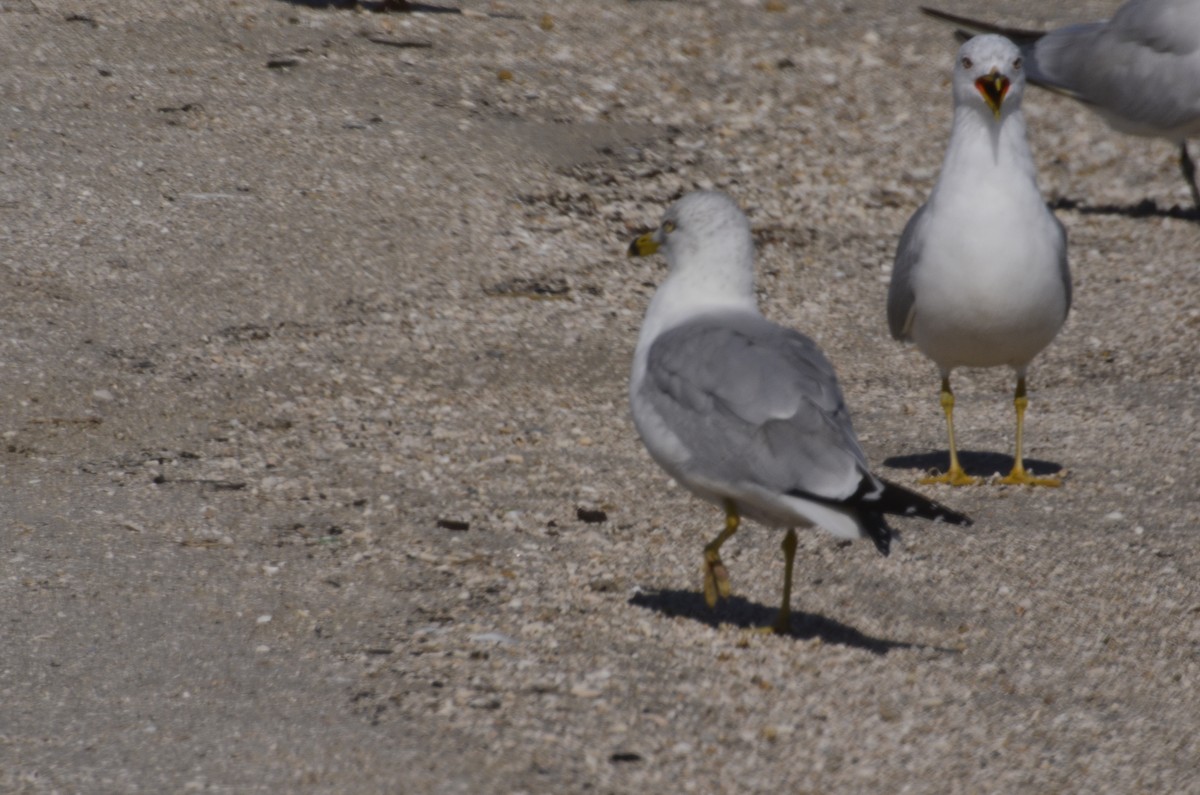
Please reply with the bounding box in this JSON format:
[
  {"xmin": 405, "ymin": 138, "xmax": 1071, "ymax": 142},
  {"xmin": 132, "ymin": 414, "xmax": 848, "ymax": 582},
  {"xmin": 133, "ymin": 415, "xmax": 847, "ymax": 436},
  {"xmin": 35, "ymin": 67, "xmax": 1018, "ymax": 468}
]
[
  {"xmin": 933, "ymin": 105, "xmax": 1041, "ymax": 204},
  {"xmin": 639, "ymin": 266, "xmax": 756, "ymax": 338},
  {"xmin": 631, "ymin": 254, "xmax": 758, "ymax": 388}
]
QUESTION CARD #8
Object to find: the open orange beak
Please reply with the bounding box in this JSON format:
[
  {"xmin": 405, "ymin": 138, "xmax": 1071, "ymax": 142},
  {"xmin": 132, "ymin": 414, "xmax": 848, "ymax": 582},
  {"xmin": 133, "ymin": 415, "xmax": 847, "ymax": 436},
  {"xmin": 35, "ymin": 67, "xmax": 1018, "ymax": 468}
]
[{"xmin": 975, "ymin": 71, "xmax": 1010, "ymax": 118}]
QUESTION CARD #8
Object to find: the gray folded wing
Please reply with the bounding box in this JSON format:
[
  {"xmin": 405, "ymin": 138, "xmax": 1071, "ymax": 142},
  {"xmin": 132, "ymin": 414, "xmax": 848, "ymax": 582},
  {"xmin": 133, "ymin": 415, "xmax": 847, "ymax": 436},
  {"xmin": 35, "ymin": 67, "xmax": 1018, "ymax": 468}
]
[
  {"xmin": 1052, "ymin": 214, "xmax": 1072, "ymax": 318},
  {"xmin": 640, "ymin": 312, "xmax": 872, "ymax": 503},
  {"xmin": 887, "ymin": 203, "xmax": 927, "ymax": 342}
]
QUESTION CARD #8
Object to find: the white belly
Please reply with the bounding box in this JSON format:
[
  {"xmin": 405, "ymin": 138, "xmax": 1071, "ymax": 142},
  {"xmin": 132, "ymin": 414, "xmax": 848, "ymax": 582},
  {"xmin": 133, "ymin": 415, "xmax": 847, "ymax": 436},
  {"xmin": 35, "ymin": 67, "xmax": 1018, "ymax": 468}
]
[{"xmin": 910, "ymin": 217, "xmax": 1068, "ymax": 372}]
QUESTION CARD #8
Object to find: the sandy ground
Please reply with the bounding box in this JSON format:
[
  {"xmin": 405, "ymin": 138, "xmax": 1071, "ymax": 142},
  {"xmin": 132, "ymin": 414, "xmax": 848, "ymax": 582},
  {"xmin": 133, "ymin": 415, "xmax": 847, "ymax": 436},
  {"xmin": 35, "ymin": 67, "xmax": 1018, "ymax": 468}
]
[{"xmin": 1, "ymin": 0, "xmax": 1197, "ymax": 792}]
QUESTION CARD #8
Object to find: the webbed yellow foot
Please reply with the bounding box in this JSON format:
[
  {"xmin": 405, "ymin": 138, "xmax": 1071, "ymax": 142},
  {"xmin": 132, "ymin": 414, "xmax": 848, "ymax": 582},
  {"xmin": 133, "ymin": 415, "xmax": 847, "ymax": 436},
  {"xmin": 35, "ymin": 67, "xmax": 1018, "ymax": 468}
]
[
  {"xmin": 998, "ymin": 464, "xmax": 1062, "ymax": 487},
  {"xmin": 920, "ymin": 466, "xmax": 981, "ymax": 487}
]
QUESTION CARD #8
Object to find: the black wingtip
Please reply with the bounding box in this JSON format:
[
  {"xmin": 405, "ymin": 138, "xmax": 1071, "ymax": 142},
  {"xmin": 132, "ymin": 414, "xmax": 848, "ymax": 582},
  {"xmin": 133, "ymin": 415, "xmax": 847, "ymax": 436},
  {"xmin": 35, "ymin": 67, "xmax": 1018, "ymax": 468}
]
[
  {"xmin": 920, "ymin": 6, "xmax": 1047, "ymax": 46},
  {"xmin": 859, "ymin": 512, "xmax": 894, "ymax": 557},
  {"xmin": 919, "ymin": 6, "xmax": 959, "ymax": 24},
  {"xmin": 878, "ymin": 479, "xmax": 972, "ymax": 527},
  {"xmin": 858, "ymin": 480, "xmax": 969, "ymax": 558},
  {"xmin": 919, "ymin": 6, "xmax": 985, "ymax": 30}
]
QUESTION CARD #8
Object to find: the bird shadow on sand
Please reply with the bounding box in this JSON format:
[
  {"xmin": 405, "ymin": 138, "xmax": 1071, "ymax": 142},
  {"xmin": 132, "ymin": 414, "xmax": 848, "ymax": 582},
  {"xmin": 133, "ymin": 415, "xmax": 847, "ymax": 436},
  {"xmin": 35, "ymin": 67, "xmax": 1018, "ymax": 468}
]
[
  {"xmin": 883, "ymin": 449, "xmax": 1062, "ymax": 480},
  {"xmin": 1050, "ymin": 196, "xmax": 1198, "ymax": 222},
  {"xmin": 629, "ymin": 589, "xmax": 954, "ymax": 656}
]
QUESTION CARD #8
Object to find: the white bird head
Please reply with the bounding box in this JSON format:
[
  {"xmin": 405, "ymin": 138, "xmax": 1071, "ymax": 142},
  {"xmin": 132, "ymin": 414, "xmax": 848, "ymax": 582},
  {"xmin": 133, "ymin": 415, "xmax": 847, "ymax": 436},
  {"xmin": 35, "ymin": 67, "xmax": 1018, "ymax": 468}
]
[
  {"xmin": 627, "ymin": 191, "xmax": 753, "ymax": 278},
  {"xmin": 953, "ymin": 34, "xmax": 1026, "ymax": 120}
]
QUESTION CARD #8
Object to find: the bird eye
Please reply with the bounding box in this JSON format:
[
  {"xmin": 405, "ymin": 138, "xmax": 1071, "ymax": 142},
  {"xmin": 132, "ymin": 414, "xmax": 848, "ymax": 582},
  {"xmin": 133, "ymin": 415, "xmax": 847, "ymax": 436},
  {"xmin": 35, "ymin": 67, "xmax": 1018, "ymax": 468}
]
[
  {"xmin": 1013, "ymin": 56, "xmax": 1022, "ymax": 70},
  {"xmin": 662, "ymin": 221, "xmax": 676, "ymax": 234},
  {"xmin": 961, "ymin": 56, "xmax": 973, "ymax": 69}
]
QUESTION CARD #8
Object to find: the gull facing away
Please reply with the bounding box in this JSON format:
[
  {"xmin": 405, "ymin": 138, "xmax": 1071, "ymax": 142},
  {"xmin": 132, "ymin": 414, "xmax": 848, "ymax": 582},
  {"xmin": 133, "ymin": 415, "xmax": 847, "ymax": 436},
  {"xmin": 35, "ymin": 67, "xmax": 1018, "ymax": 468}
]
[
  {"xmin": 628, "ymin": 191, "xmax": 971, "ymax": 634},
  {"xmin": 923, "ymin": 1, "xmax": 1200, "ymax": 214},
  {"xmin": 888, "ymin": 35, "xmax": 1071, "ymax": 487}
]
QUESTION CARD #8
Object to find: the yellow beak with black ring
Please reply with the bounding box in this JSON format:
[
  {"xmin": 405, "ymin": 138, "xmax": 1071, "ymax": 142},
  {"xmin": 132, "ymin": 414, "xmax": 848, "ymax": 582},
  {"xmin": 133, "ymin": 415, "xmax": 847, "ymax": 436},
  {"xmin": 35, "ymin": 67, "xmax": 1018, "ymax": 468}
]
[
  {"xmin": 628, "ymin": 230, "xmax": 660, "ymax": 257},
  {"xmin": 975, "ymin": 70, "xmax": 1010, "ymax": 119}
]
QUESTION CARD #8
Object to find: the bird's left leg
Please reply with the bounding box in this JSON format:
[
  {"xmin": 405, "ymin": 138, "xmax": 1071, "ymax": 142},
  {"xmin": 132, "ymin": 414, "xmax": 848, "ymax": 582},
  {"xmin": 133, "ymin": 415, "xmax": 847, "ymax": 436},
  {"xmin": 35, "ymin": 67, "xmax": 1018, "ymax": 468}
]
[
  {"xmin": 1179, "ymin": 141, "xmax": 1200, "ymax": 216},
  {"xmin": 998, "ymin": 375, "xmax": 1062, "ymax": 487},
  {"xmin": 702, "ymin": 501, "xmax": 740, "ymax": 607},
  {"xmin": 770, "ymin": 528, "xmax": 799, "ymax": 635}
]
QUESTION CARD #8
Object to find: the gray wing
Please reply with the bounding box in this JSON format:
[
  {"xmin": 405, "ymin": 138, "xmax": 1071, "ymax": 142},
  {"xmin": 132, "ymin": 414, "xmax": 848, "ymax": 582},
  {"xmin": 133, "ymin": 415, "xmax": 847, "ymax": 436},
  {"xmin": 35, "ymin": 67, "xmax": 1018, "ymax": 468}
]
[
  {"xmin": 1053, "ymin": 213, "xmax": 1072, "ymax": 319},
  {"xmin": 640, "ymin": 312, "xmax": 872, "ymax": 502},
  {"xmin": 887, "ymin": 203, "xmax": 928, "ymax": 342},
  {"xmin": 1031, "ymin": 5, "xmax": 1200, "ymax": 134}
]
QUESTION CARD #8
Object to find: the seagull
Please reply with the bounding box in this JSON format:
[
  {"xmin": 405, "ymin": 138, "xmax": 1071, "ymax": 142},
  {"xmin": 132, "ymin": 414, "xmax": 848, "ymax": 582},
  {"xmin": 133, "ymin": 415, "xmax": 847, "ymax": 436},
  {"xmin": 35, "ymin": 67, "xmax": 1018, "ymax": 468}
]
[
  {"xmin": 922, "ymin": 2, "xmax": 1200, "ymax": 214},
  {"xmin": 628, "ymin": 191, "xmax": 971, "ymax": 634},
  {"xmin": 888, "ymin": 35, "xmax": 1071, "ymax": 487}
]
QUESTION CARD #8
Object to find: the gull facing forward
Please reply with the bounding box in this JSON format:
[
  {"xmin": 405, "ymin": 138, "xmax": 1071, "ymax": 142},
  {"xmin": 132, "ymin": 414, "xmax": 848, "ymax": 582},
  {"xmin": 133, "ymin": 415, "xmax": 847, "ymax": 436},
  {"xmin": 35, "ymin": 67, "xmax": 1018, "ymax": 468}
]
[
  {"xmin": 923, "ymin": 1, "xmax": 1200, "ymax": 213},
  {"xmin": 888, "ymin": 35, "xmax": 1071, "ymax": 487}
]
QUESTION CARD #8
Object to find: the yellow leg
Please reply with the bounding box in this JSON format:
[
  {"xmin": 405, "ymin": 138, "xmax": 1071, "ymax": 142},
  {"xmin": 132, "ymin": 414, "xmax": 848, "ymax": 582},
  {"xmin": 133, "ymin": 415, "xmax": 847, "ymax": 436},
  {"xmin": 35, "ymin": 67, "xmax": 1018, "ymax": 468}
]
[
  {"xmin": 998, "ymin": 377, "xmax": 1062, "ymax": 487},
  {"xmin": 702, "ymin": 501, "xmax": 739, "ymax": 608},
  {"xmin": 771, "ymin": 529, "xmax": 798, "ymax": 635},
  {"xmin": 920, "ymin": 376, "xmax": 981, "ymax": 486}
]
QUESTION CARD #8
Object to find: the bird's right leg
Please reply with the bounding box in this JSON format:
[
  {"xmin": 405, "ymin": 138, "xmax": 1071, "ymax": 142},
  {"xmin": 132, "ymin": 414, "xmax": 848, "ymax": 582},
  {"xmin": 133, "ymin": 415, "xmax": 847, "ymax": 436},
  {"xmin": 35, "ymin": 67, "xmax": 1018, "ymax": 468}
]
[
  {"xmin": 702, "ymin": 501, "xmax": 740, "ymax": 607},
  {"xmin": 770, "ymin": 528, "xmax": 799, "ymax": 635},
  {"xmin": 920, "ymin": 375, "xmax": 981, "ymax": 486},
  {"xmin": 1180, "ymin": 142, "xmax": 1200, "ymax": 217}
]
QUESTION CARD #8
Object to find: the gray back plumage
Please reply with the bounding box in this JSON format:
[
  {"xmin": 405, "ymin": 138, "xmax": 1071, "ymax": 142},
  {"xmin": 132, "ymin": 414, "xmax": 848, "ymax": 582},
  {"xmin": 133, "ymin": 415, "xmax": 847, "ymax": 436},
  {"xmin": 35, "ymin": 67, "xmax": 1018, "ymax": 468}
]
[{"xmin": 639, "ymin": 311, "xmax": 873, "ymax": 503}]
